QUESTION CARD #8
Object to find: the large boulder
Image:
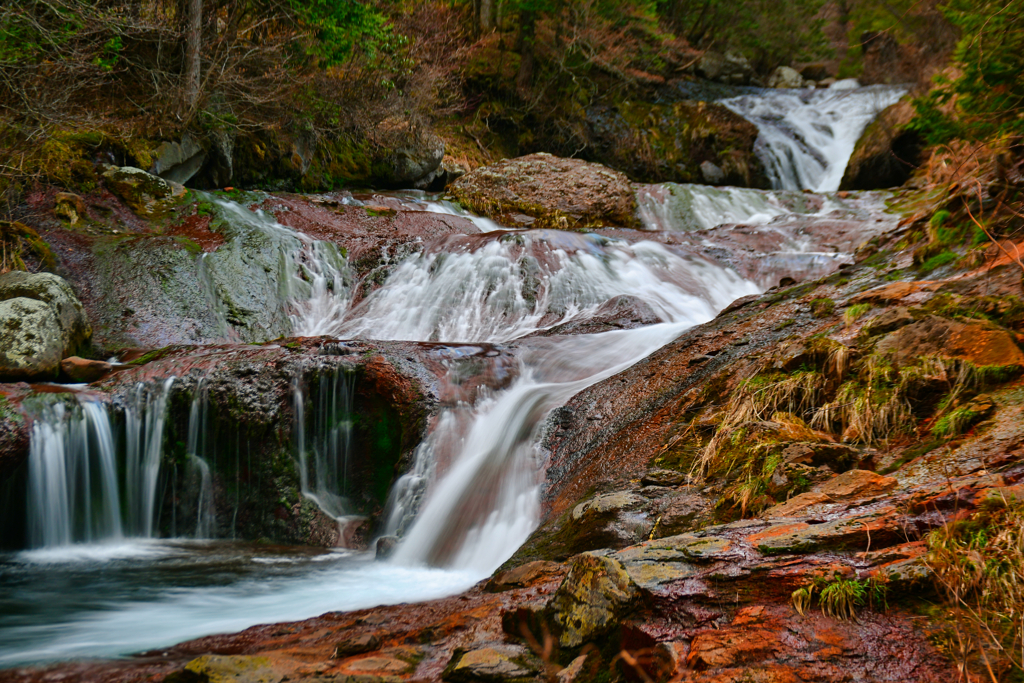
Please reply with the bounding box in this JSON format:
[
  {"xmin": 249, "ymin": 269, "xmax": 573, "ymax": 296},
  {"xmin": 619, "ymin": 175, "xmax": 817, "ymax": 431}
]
[
  {"xmin": 149, "ymin": 135, "xmax": 207, "ymax": 185},
  {"xmin": 374, "ymin": 120, "xmax": 446, "ymax": 189},
  {"xmin": 695, "ymin": 51, "xmax": 754, "ymax": 85},
  {"xmin": 0, "ymin": 298, "xmax": 64, "ymax": 380},
  {"xmin": 101, "ymin": 165, "xmax": 188, "ymax": 218},
  {"xmin": 0, "ymin": 271, "xmax": 91, "ymax": 357},
  {"xmin": 450, "ymin": 153, "xmax": 639, "ymax": 229},
  {"xmin": 840, "ymin": 96, "xmax": 924, "ymax": 190},
  {"xmin": 585, "ymin": 101, "xmax": 767, "ymax": 187}
]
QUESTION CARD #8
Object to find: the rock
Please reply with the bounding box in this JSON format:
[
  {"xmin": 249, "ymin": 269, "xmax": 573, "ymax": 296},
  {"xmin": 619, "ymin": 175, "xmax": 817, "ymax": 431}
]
[
  {"xmin": 375, "ymin": 120, "xmax": 445, "ymax": 188},
  {"xmin": 654, "ymin": 490, "xmax": 715, "ymax": 537},
  {"xmin": 60, "ymin": 357, "xmax": 112, "ymax": 383},
  {"xmin": 748, "ymin": 509, "xmax": 903, "ymax": 554},
  {"xmin": 0, "ymin": 396, "xmax": 29, "ymax": 484},
  {"xmin": 585, "ymin": 102, "xmax": 766, "ymax": 187},
  {"xmin": 687, "ymin": 629, "xmax": 783, "ymax": 669},
  {"xmin": 150, "ymin": 135, "xmax": 207, "ymax": 185},
  {"xmin": 102, "ymin": 165, "xmax": 188, "ymax": 218},
  {"xmin": 875, "ymin": 315, "xmax": 1024, "ymax": 369},
  {"xmin": 0, "ymin": 271, "xmax": 91, "ymax": 358},
  {"xmin": 567, "ymin": 491, "xmax": 649, "ymax": 549},
  {"xmin": 181, "ymin": 655, "xmax": 282, "ymax": 683},
  {"xmin": 54, "ymin": 192, "xmax": 88, "ymax": 225},
  {"xmin": 334, "ymin": 633, "xmax": 381, "ymax": 658},
  {"xmin": 700, "ymin": 160, "xmax": 726, "ymax": 184},
  {"xmin": 442, "ymin": 646, "xmax": 539, "ymax": 682},
  {"xmin": 0, "ymin": 298, "xmax": 64, "ymax": 380},
  {"xmin": 780, "ymin": 442, "xmax": 861, "ymax": 471},
  {"xmin": 542, "ymin": 295, "xmax": 663, "ymax": 336},
  {"xmin": 815, "ymin": 469, "xmax": 897, "ymax": 499},
  {"xmin": 546, "ymin": 553, "xmax": 639, "ymax": 648},
  {"xmin": 695, "ymin": 51, "xmax": 754, "ymax": 85},
  {"xmin": 767, "ymin": 66, "xmax": 806, "ymax": 88},
  {"xmin": 375, "ymin": 535, "xmax": 399, "ymax": 559},
  {"xmin": 556, "ymin": 654, "xmax": 590, "ymax": 683},
  {"xmin": 861, "ymin": 306, "xmax": 915, "ymax": 336},
  {"xmin": 486, "ymin": 560, "xmax": 565, "ymax": 592},
  {"xmin": 450, "ymin": 153, "xmax": 639, "ymax": 229},
  {"xmin": 641, "ymin": 469, "xmax": 687, "ymax": 487},
  {"xmin": 800, "ymin": 64, "xmax": 831, "ymax": 81},
  {"xmin": 840, "ymin": 97, "xmax": 924, "ymax": 190}
]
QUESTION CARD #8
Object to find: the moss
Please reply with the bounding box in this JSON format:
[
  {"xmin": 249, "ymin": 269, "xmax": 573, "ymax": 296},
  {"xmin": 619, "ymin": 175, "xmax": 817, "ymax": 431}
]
[
  {"xmin": 931, "ymin": 405, "xmax": 983, "ymax": 438},
  {"xmin": 844, "ymin": 303, "xmax": 872, "ymax": 325},
  {"xmin": 810, "ymin": 298, "xmax": 835, "ymax": 318},
  {"xmin": 918, "ymin": 250, "xmax": 959, "ymax": 275}
]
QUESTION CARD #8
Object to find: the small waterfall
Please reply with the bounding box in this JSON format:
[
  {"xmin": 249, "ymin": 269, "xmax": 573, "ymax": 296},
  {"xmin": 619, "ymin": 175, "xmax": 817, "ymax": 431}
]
[
  {"xmin": 721, "ymin": 82, "xmax": 908, "ymax": 192},
  {"xmin": 203, "ymin": 195, "xmax": 353, "ymax": 338},
  {"xmin": 330, "ymin": 232, "xmax": 742, "ymax": 343},
  {"xmin": 185, "ymin": 380, "xmax": 216, "ymax": 539},
  {"xmin": 27, "ymin": 400, "xmax": 122, "ymax": 548},
  {"xmin": 24, "ymin": 379, "xmax": 177, "ymax": 548},
  {"xmin": 294, "ymin": 369, "xmax": 356, "ymax": 520},
  {"xmin": 376, "ymin": 243, "xmax": 760, "ymax": 572}
]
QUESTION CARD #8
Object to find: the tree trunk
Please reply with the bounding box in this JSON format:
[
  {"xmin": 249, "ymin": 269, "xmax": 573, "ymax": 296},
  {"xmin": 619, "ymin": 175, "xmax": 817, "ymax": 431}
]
[
  {"xmin": 480, "ymin": 0, "xmax": 495, "ymax": 30},
  {"xmin": 515, "ymin": 9, "xmax": 536, "ymax": 98},
  {"xmin": 184, "ymin": 0, "xmax": 202, "ymax": 109}
]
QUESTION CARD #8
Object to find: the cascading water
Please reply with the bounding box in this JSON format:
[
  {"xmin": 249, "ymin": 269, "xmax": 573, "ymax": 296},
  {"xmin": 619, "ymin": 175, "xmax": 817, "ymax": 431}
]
[
  {"xmin": 293, "ymin": 369, "xmax": 356, "ymax": 520},
  {"xmin": 2, "ymin": 79, "xmax": 904, "ymax": 666},
  {"xmin": 24, "ymin": 379, "xmax": 175, "ymax": 548},
  {"xmin": 721, "ymin": 82, "xmax": 908, "ymax": 191}
]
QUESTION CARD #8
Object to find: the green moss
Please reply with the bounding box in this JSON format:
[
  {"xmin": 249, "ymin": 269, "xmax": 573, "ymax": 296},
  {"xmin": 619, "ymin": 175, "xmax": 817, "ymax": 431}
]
[
  {"xmin": 931, "ymin": 405, "xmax": 982, "ymax": 438},
  {"xmin": 919, "ymin": 250, "xmax": 958, "ymax": 275},
  {"xmin": 844, "ymin": 303, "xmax": 872, "ymax": 325},
  {"xmin": 810, "ymin": 298, "xmax": 835, "ymax": 318}
]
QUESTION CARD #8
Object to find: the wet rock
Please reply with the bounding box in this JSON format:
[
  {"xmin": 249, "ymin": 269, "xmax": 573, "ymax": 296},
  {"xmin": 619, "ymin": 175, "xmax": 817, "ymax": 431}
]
[
  {"xmin": 695, "ymin": 51, "xmax": 754, "ymax": 85},
  {"xmin": 641, "ymin": 469, "xmax": 687, "ymax": 487},
  {"xmin": 841, "ymin": 97, "xmax": 923, "ymax": 190},
  {"xmin": 54, "ymin": 192, "xmax": 88, "ymax": 225},
  {"xmin": 0, "ymin": 395, "xmax": 29, "ymax": 483},
  {"xmin": 653, "ymin": 489, "xmax": 715, "ymax": 537},
  {"xmin": 375, "ymin": 535, "xmax": 399, "ymax": 560},
  {"xmin": 442, "ymin": 646, "xmax": 539, "ymax": 682},
  {"xmin": 875, "ymin": 315, "xmax": 1024, "ymax": 368},
  {"xmin": 486, "ymin": 561, "xmax": 565, "ymax": 592},
  {"xmin": 0, "ymin": 298, "xmax": 64, "ymax": 380},
  {"xmin": 150, "ymin": 135, "xmax": 207, "ymax": 185},
  {"xmin": 780, "ymin": 442, "xmax": 861, "ymax": 471},
  {"xmin": 334, "ymin": 633, "xmax": 381, "ymax": 658},
  {"xmin": 0, "ymin": 270, "xmax": 91, "ymax": 357},
  {"xmin": 687, "ymin": 628, "xmax": 783, "ymax": 669},
  {"xmin": 179, "ymin": 655, "xmax": 282, "ymax": 683},
  {"xmin": 568, "ymin": 491, "xmax": 649, "ymax": 549},
  {"xmin": 101, "ymin": 165, "xmax": 188, "ymax": 219},
  {"xmin": 585, "ymin": 102, "xmax": 765, "ymax": 187},
  {"xmin": 546, "ymin": 553, "xmax": 639, "ymax": 648},
  {"xmin": 339, "ymin": 648, "xmax": 420, "ymax": 676},
  {"xmin": 861, "ymin": 306, "xmax": 914, "ymax": 336},
  {"xmin": 816, "ymin": 469, "xmax": 897, "ymax": 498},
  {"xmin": 768, "ymin": 66, "xmax": 806, "ymax": 88},
  {"xmin": 748, "ymin": 508, "xmax": 903, "ymax": 554},
  {"xmin": 542, "ymin": 295, "xmax": 662, "ymax": 336},
  {"xmin": 450, "ymin": 153, "xmax": 638, "ymax": 229},
  {"xmin": 60, "ymin": 356, "xmax": 112, "ymax": 383},
  {"xmin": 375, "ymin": 121, "xmax": 445, "ymax": 188}
]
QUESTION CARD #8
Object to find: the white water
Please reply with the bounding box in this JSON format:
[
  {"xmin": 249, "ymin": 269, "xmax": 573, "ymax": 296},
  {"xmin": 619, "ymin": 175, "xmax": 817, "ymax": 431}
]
[
  {"xmin": 294, "ymin": 369, "xmax": 356, "ymax": 520},
  {"xmin": 24, "ymin": 381, "xmax": 176, "ymax": 549},
  {"xmin": 721, "ymin": 83, "xmax": 908, "ymax": 192},
  {"xmin": 4, "ymin": 83, "xmax": 901, "ymax": 666}
]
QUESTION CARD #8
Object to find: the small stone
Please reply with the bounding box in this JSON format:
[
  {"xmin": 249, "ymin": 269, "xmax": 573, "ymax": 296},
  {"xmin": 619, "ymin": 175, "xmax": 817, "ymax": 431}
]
[
  {"xmin": 861, "ymin": 306, "xmax": 914, "ymax": 336},
  {"xmin": 443, "ymin": 647, "xmax": 539, "ymax": 682},
  {"xmin": 641, "ymin": 469, "xmax": 686, "ymax": 487},
  {"xmin": 102, "ymin": 165, "xmax": 188, "ymax": 219},
  {"xmin": 486, "ymin": 560, "xmax": 564, "ymax": 592},
  {"xmin": 334, "ymin": 633, "xmax": 381, "ymax": 659},
  {"xmin": 60, "ymin": 357, "xmax": 113, "ymax": 383},
  {"xmin": 54, "ymin": 192, "xmax": 88, "ymax": 225},
  {"xmin": 768, "ymin": 66, "xmax": 806, "ymax": 88}
]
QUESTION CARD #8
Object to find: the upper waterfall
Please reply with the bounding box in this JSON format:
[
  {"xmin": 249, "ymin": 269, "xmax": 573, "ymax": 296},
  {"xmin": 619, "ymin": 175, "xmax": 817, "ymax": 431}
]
[{"xmin": 721, "ymin": 82, "xmax": 908, "ymax": 192}]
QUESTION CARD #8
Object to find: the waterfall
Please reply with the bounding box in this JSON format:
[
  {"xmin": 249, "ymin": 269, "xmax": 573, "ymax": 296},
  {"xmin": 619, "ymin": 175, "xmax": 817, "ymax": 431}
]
[
  {"xmin": 24, "ymin": 379, "xmax": 176, "ymax": 548},
  {"xmin": 721, "ymin": 82, "xmax": 908, "ymax": 192},
  {"xmin": 293, "ymin": 368, "xmax": 356, "ymax": 520},
  {"xmin": 185, "ymin": 380, "xmax": 215, "ymax": 539},
  {"xmin": 376, "ymin": 242, "xmax": 760, "ymax": 572}
]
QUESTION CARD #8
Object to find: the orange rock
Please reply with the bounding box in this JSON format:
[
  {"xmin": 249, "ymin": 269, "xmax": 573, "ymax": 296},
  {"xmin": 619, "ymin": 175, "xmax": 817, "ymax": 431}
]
[
  {"xmin": 815, "ymin": 470, "xmax": 898, "ymax": 499},
  {"xmin": 60, "ymin": 356, "xmax": 113, "ymax": 383},
  {"xmin": 687, "ymin": 628, "xmax": 782, "ymax": 670},
  {"xmin": 875, "ymin": 315, "xmax": 1024, "ymax": 368}
]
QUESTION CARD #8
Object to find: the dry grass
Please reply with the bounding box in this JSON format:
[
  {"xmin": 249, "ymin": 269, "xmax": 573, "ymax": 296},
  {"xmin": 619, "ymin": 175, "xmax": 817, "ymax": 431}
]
[{"xmin": 928, "ymin": 497, "xmax": 1024, "ymax": 682}]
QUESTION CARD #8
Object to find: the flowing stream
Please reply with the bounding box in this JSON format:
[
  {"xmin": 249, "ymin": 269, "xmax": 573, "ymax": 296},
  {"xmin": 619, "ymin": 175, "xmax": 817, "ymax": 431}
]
[{"xmin": 0, "ymin": 84, "xmax": 898, "ymax": 667}]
